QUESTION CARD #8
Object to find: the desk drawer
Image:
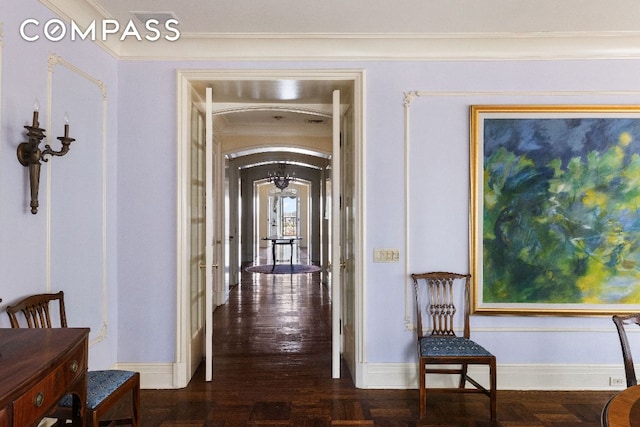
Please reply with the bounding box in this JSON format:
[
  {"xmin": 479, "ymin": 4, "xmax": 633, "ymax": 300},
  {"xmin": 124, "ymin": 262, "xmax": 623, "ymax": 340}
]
[{"xmin": 12, "ymin": 340, "xmax": 86, "ymax": 426}]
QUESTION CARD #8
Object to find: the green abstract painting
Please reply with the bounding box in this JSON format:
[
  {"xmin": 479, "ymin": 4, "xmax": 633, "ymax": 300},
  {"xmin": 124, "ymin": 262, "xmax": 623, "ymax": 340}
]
[{"xmin": 471, "ymin": 105, "xmax": 640, "ymax": 314}]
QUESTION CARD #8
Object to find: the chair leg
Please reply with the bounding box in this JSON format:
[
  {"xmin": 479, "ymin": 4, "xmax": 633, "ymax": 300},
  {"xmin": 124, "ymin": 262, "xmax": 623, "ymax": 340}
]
[
  {"xmin": 419, "ymin": 360, "xmax": 427, "ymax": 419},
  {"xmin": 131, "ymin": 373, "xmax": 140, "ymax": 427},
  {"xmin": 490, "ymin": 358, "xmax": 497, "ymax": 422},
  {"xmin": 90, "ymin": 409, "xmax": 99, "ymax": 427},
  {"xmin": 459, "ymin": 363, "xmax": 469, "ymax": 388}
]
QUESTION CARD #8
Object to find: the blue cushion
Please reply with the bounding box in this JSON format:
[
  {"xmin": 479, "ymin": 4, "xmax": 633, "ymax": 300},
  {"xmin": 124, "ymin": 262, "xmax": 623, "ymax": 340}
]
[
  {"xmin": 420, "ymin": 336, "xmax": 492, "ymax": 357},
  {"xmin": 59, "ymin": 370, "xmax": 137, "ymax": 409}
]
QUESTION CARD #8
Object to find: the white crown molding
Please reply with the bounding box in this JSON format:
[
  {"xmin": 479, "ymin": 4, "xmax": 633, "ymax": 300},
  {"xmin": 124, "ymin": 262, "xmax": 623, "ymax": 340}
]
[
  {"xmin": 108, "ymin": 31, "xmax": 640, "ymax": 61},
  {"xmin": 35, "ymin": 0, "xmax": 640, "ymax": 60}
]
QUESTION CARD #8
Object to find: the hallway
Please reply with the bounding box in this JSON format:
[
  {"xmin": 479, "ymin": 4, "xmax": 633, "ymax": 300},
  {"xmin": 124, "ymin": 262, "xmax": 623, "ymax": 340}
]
[
  {"xmin": 138, "ymin": 266, "xmax": 614, "ymax": 426},
  {"xmin": 140, "ymin": 263, "xmax": 422, "ymax": 425}
]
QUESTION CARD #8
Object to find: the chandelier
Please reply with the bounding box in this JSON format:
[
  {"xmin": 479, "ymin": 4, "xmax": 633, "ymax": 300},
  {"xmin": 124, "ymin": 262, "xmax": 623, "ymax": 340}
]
[{"xmin": 268, "ymin": 164, "xmax": 295, "ymax": 190}]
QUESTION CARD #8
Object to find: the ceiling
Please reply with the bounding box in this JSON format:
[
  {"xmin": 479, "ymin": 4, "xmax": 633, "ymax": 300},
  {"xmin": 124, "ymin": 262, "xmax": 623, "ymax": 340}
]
[
  {"xmin": 191, "ymin": 79, "xmax": 352, "ymax": 138},
  {"xmin": 40, "ymin": 0, "xmax": 640, "ymax": 154},
  {"xmin": 73, "ymin": 0, "xmax": 640, "ymax": 35}
]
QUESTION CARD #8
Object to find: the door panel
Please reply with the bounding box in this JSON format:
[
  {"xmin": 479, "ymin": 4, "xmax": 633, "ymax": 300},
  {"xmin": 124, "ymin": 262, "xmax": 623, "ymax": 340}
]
[
  {"xmin": 331, "ymin": 90, "xmax": 342, "ymax": 378},
  {"xmin": 204, "ymin": 88, "xmax": 217, "ymax": 382},
  {"xmin": 189, "ymin": 105, "xmax": 206, "ymax": 377},
  {"xmin": 341, "ymin": 104, "xmax": 356, "ymax": 378}
]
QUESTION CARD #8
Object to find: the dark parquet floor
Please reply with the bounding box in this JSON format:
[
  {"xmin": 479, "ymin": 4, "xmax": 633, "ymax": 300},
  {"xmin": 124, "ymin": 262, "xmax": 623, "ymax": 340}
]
[{"xmin": 138, "ymin": 253, "xmax": 616, "ymax": 426}]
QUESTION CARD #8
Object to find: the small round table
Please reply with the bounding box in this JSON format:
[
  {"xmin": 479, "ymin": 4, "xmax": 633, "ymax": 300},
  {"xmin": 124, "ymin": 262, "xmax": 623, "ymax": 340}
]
[{"xmin": 602, "ymin": 385, "xmax": 640, "ymax": 426}]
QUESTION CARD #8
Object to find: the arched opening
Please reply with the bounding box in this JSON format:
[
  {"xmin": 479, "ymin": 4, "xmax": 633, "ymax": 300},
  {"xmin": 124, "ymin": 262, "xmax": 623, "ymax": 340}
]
[{"xmin": 229, "ymin": 149, "xmax": 331, "ymax": 283}]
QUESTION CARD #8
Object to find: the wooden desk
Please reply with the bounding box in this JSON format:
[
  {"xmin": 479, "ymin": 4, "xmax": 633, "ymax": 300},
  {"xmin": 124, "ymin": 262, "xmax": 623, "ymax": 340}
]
[
  {"xmin": 0, "ymin": 328, "xmax": 89, "ymax": 427},
  {"xmin": 602, "ymin": 385, "xmax": 640, "ymax": 427},
  {"xmin": 262, "ymin": 236, "xmax": 302, "ymax": 271}
]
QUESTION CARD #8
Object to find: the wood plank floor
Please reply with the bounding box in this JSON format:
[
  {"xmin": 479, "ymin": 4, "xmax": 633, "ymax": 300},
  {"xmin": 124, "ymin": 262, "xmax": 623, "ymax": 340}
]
[{"xmin": 138, "ymin": 261, "xmax": 616, "ymax": 426}]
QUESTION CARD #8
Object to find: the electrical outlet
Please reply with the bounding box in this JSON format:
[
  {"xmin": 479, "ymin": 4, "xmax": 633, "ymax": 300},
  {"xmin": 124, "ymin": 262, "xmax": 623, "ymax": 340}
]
[{"xmin": 610, "ymin": 377, "xmax": 625, "ymax": 386}]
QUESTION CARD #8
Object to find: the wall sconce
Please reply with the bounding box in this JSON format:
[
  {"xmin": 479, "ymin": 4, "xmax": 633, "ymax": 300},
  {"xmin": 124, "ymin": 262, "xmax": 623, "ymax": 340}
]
[
  {"xmin": 17, "ymin": 100, "xmax": 76, "ymax": 214},
  {"xmin": 268, "ymin": 163, "xmax": 295, "ymax": 190}
]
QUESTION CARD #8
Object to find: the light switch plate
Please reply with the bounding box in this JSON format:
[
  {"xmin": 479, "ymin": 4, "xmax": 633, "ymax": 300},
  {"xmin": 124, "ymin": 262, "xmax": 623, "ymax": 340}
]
[{"xmin": 374, "ymin": 248, "xmax": 400, "ymax": 263}]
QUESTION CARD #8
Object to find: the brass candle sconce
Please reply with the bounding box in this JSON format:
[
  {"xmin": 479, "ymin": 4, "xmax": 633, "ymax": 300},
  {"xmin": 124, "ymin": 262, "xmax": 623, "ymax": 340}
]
[{"xmin": 17, "ymin": 100, "xmax": 76, "ymax": 214}]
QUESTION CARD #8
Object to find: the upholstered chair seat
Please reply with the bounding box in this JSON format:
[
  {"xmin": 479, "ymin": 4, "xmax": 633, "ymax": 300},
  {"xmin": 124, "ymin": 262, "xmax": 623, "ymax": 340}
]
[
  {"xmin": 60, "ymin": 370, "xmax": 139, "ymax": 408},
  {"xmin": 420, "ymin": 336, "xmax": 493, "ymax": 357}
]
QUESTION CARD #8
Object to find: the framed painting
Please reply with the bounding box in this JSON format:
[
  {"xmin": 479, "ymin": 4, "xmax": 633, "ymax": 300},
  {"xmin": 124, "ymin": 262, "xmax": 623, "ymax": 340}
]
[{"xmin": 471, "ymin": 105, "xmax": 640, "ymax": 315}]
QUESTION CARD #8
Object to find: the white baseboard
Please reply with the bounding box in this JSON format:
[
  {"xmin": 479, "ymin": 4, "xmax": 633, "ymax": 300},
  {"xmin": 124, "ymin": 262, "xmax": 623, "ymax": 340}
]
[
  {"xmin": 115, "ymin": 361, "xmax": 632, "ymax": 391},
  {"xmin": 361, "ymin": 362, "xmax": 630, "ymax": 391},
  {"xmin": 115, "ymin": 362, "xmax": 176, "ymax": 389}
]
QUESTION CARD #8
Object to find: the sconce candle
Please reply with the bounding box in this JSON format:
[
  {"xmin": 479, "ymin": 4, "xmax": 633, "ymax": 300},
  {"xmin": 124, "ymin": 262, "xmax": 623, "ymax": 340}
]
[
  {"xmin": 32, "ymin": 99, "xmax": 40, "ymax": 128},
  {"xmin": 64, "ymin": 113, "xmax": 70, "ymax": 138}
]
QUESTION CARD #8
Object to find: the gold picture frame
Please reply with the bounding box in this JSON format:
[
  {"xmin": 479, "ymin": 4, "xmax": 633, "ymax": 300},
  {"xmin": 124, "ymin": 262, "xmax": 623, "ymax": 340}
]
[{"xmin": 471, "ymin": 105, "xmax": 640, "ymax": 315}]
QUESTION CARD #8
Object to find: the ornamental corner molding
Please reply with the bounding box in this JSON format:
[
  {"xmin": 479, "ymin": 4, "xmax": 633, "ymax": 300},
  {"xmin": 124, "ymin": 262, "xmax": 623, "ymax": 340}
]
[{"xmin": 403, "ymin": 91, "xmax": 419, "ymax": 108}]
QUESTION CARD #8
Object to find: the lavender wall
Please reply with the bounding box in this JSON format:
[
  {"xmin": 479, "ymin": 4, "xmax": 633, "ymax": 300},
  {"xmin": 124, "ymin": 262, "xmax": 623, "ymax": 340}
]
[
  {"xmin": 0, "ymin": 0, "xmax": 119, "ymax": 369},
  {"xmin": 116, "ymin": 59, "xmax": 640, "ymax": 370},
  {"xmin": 3, "ymin": 0, "xmax": 640, "ymax": 387}
]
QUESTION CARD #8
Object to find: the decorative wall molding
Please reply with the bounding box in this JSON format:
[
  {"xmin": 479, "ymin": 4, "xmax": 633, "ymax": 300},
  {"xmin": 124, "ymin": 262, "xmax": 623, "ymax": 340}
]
[
  {"xmin": 48, "ymin": 55, "xmax": 107, "ymax": 99},
  {"xmin": 46, "ymin": 54, "xmax": 108, "ymax": 346},
  {"xmin": 403, "ymin": 89, "xmax": 640, "ymax": 331}
]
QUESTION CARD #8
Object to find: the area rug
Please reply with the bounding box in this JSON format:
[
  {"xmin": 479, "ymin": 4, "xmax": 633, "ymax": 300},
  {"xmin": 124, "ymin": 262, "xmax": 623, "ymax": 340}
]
[{"xmin": 245, "ymin": 264, "xmax": 321, "ymax": 274}]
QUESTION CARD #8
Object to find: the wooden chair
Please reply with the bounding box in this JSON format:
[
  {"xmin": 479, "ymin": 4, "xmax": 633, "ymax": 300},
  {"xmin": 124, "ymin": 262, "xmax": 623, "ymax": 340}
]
[
  {"xmin": 612, "ymin": 313, "xmax": 640, "ymax": 387},
  {"xmin": 411, "ymin": 272, "xmax": 497, "ymax": 421},
  {"xmin": 6, "ymin": 291, "xmax": 140, "ymax": 427}
]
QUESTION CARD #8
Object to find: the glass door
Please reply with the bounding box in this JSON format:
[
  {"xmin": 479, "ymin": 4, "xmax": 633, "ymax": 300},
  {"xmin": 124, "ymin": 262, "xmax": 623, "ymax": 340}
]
[{"xmin": 268, "ymin": 188, "xmax": 299, "ymax": 262}]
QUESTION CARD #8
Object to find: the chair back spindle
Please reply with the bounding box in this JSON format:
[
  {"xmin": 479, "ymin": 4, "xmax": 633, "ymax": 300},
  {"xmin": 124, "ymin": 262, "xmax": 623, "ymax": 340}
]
[
  {"xmin": 427, "ymin": 276, "xmax": 457, "ymax": 336},
  {"xmin": 413, "ymin": 272, "xmax": 469, "ymax": 338},
  {"xmin": 6, "ymin": 291, "xmax": 67, "ymax": 329}
]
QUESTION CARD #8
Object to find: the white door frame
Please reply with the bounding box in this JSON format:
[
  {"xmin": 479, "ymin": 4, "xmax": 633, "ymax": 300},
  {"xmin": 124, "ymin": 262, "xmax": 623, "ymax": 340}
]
[
  {"xmin": 331, "ymin": 89, "xmax": 342, "ymax": 378},
  {"xmin": 175, "ymin": 69, "xmax": 366, "ymax": 388}
]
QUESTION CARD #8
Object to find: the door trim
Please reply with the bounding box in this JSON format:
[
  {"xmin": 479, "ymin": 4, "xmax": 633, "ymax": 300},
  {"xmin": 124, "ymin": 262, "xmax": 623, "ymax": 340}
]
[{"xmin": 175, "ymin": 69, "xmax": 366, "ymax": 388}]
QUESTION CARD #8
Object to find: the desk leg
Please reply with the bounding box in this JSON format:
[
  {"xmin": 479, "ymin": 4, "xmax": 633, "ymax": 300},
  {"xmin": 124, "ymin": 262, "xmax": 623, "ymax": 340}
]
[{"xmin": 71, "ymin": 389, "xmax": 86, "ymax": 427}]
